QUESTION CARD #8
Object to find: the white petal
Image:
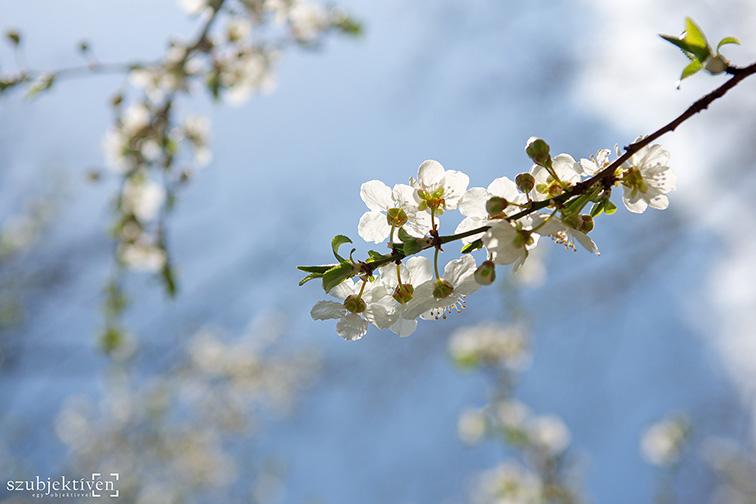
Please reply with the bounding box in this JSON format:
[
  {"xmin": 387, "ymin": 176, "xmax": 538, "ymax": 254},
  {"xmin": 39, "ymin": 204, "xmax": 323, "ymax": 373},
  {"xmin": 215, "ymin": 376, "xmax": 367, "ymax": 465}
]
[
  {"xmin": 360, "ymin": 180, "xmax": 393, "ymax": 212},
  {"xmin": 574, "ymin": 231, "xmax": 599, "ymax": 255},
  {"xmin": 390, "ymin": 317, "xmax": 418, "ymax": 338},
  {"xmin": 417, "ymin": 160, "xmax": 445, "ymax": 190},
  {"xmin": 366, "ymin": 303, "xmax": 396, "ymax": 329},
  {"xmin": 444, "ymin": 254, "xmax": 476, "ymax": 285},
  {"xmin": 443, "ymin": 170, "xmax": 470, "ymax": 210},
  {"xmin": 311, "ymin": 301, "xmax": 345, "ymax": 320},
  {"xmin": 358, "ymin": 211, "xmax": 390, "ymax": 243},
  {"xmin": 336, "ymin": 313, "xmax": 369, "ymax": 341},
  {"xmin": 458, "ymin": 187, "xmax": 489, "ymax": 218},
  {"xmin": 455, "ymin": 216, "xmax": 487, "ymax": 245},
  {"xmin": 405, "ymin": 256, "xmax": 434, "ymax": 284},
  {"xmin": 487, "ymin": 176, "xmax": 520, "ymax": 201},
  {"xmin": 622, "ymin": 187, "xmax": 648, "ymax": 213}
]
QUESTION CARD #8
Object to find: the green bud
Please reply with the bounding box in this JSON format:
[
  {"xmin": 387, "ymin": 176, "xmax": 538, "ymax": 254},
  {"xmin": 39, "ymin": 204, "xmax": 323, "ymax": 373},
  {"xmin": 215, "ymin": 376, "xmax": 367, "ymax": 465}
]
[
  {"xmin": 578, "ymin": 215, "xmax": 594, "ymax": 233},
  {"xmin": 485, "ymin": 196, "xmax": 508, "ymax": 217},
  {"xmin": 343, "ymin": 294, "xmax": 367, "ymax": 314},
  {"xmin": 474, "ymin": 260, "xmax": 496, "ymax": 285},
  {"xmin": 704, "ymin": 53, "xmax": 727, "ymax": 74},
  {"xmin": 6, "ymin": 30, "xmax": 20, "ymax": 46},
  {"xmin": 562, "ymin": 213, "xmax": 580, "ymax": 229},
  {"xmin": 386, "ymin": 207, "xmax": 408, "ymax": 227},
  {"xmin": 525, "ymin": 137, "xmax": 551, "ymax": 167},
  {"xmin": 392, "ymin": 283, "xmax": 414, "ymax": 304},
  {"xmin": 515, "ymin": 173, "xmax": 535, "ymax": 193},
  {"xmin": 432, "ymin": 278, "xmax": 454, "ymax": 299}
]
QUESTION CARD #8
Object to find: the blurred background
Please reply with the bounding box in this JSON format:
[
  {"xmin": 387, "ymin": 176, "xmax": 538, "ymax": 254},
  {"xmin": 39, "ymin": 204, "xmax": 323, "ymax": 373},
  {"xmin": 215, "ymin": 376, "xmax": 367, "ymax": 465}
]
[{"xmin": 1, "ymin": 0, "xmax": 756, "ymax": 503}]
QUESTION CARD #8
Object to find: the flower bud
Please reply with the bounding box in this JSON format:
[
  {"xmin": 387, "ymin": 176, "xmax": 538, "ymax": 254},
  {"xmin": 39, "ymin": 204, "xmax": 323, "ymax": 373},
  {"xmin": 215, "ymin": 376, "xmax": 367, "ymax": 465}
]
[
  {"xmin": 343, "ymin": 294, "xmax": 367, "ymax": 314},
  {"xmin": 704, "ymin": 54, "xmax": 727, "ymax": 75},
  {"xmin": 474, "ymin": 260, "xmax": 496, "ymax": 285},
  {"xmin": 578, "ymin": 214, "xmax": 594, "ymax": 233},
  {"xmin": 485, "ymin": 197, "xmax": 508, "ymax": 217},
  {"xmin": 433, "ymin": 278, "xmax": 454, "ymax": 299},
  {"xmin": 515, "ymin": 173, "xmax": 535, "ymax": 193},
  {"xmin": 386, "ymin": 207, "xmax": 409, "ymax": 227},
  {"xmin": 562, "ymin": 213, "xmax": 580, "ymax": 229},
  {"xmin": 392, "ymin": 283, "xmax": 415, "ymax": 304},
  {"xmin": 525, "ymin": 137, "xmax": 551, "ymax": 167}
]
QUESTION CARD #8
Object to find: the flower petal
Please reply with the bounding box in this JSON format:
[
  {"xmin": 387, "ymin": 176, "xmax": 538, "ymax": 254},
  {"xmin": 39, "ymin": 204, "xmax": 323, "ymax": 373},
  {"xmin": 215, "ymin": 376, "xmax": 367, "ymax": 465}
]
[
  {"xmin": 358, "ymin": 211, "xmax": 390, "ymax": 243},
  {"xmin": 417, "ymin": 160, "xmax": 446, "ymax": 190},
  {"xmin": 336, "ymin": 313, "xmax": 369, "ymax": 341},
  {"xmin": 360, "ymin": 180, "xmax": 393, "ymax": 212},
  {"xmin": 390, "ymin": 317, "xmax": 418, "ymax": 338},
  {"xmin": 311, "ymin": 301, "xmax": 345, "ymax": 320}
]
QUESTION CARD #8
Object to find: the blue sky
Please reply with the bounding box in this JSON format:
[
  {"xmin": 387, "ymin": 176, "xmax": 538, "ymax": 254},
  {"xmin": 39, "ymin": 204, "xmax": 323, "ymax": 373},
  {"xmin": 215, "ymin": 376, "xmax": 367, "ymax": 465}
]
[{"xmin": 1, "ymin": 1, "xmax": 754, "ymax": 503}]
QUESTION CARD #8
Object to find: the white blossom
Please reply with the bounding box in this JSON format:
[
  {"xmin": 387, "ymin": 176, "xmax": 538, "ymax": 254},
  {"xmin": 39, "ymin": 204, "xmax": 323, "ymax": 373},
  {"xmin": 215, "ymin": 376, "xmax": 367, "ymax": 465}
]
[
  {"xmin": 527, "ymin": 414, "xmax": 571, "ymax": 456},
  {"xmin": 402, "ymin": 254, "xmax": 480, "ymax": 320},
  {"xmin": 409, "ymin": 160, "xmax": 469, "ymax": 215},
  {"xmin": 640, "ymin": 413, "xmax": 689, "ymax": 466},
  {"xmin": 530, "ymin": 153, "xmax": 582, "ymax": 201},
  {"xmin": 358, "ymin": 180, "xmax": 432, "ymax": 243},
  {"xmin": 455, "ymin": 176, "xmax": 527, "ymax": 245},
  {"xmin": 619, "ymin": 140, "xmax": 677, "ymax": 213},
  {"xmin": 310, "ymin": 277, "xmax": 395, "ymax": 341}
]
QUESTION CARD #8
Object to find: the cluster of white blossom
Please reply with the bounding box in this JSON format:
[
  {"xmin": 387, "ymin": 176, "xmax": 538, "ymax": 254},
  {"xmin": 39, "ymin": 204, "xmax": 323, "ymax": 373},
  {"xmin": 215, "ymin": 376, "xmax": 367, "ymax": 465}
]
[
  {"xmin": 91, "ymin": 0, "xmax": 360, "ymax": 285},
  {"xmin": 55, "ymin": 319, "xmax": 318, "ymax": 502},
  {"xmin": 307, "ymin": 137, "xmax": 677, "ymax": 340},
  {"xmin": 458, "ymin": 399, "xmax": 571, "ymax": 456},
  {"xmin": 640, "ymin": 412, "xmax": 690, "ymax": 467}
]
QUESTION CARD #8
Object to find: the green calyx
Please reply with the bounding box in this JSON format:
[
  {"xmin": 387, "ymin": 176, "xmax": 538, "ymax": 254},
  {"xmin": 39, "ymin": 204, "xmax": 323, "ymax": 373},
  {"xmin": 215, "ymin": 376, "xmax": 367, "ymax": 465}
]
[
  {"xmin": 392, "ymin": 283, "xmax": 415, "ymax": 304},
  {"xmin": 343, "ymin": 294, "xmax": 367, "ymax": 314},
  {"xmin": 432, "ymin": 278, "xmax": 454, "ymax": 299}
]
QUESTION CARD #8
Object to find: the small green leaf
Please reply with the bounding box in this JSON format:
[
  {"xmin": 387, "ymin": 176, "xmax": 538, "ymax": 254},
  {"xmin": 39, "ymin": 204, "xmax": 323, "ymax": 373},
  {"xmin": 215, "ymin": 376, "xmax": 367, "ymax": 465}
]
[
  {"xmin": 5, "ymin": 30, "xmax": 20, "ymax": 46},
  {"xmin": 397, "ymin": 227, "xmax": 412, "ymax": 243},
  {"xmin": 162, "ymin": 263, "xmax": 177, "ymax": 297},
  {"xmin": 660, "ymin": 17, "xmax": 711, "ymax": 63},
  {"xmin": 402, "ymin": 238, "xmax": 423, "ymax": 256},
  {"xmin": 299, "ymin": 272, "xmax": 322, "ymax": 286},
  {"xmin": 681, "ymin": 59, "xmax": 703, "ymax": 80},
  {"xmin": 604, "ymin": 200, "xmax": 617, "ymax": 215},
  {"xmin": 298, "ymin": 264, "xmax": 336, "ymax": 274},
  {"xmin": 322, "ymin": 262, "xmax": 355, "ymax": 292},
  {"xmin": 100, "ymin": 326, "xmax": 123, "ymax": 355},
  {"xmin": 589, "ymin": 201, "xmax": 604, "ymax": 218},
  {"xmin": 461, "ymin": 239, "xmax": 483, "ymax": 254},
  {"xmin": 331, "ymin": 235, "xmax": 352, "ymax": 263},
  {"xmin": 717, "ymin": 36, "xmax": 741, "ymax": 52},
  {"xmin": 683, "ymin": 17, "xmax": 710, "ymax": 59}
]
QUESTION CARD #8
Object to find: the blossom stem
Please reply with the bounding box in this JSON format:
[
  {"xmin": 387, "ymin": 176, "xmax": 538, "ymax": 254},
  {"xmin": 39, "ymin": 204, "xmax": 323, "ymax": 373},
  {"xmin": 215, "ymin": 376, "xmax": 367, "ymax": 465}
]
[{"xmin": 434, "ymin": 246, "xmax": 441, "ymax": 280}]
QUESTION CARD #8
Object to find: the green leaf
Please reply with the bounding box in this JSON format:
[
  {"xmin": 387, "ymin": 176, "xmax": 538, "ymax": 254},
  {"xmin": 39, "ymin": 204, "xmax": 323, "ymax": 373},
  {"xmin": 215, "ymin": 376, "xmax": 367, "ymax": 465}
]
[
  {"xmin": 660, "ymin": 17, "xmax": 711, "ymax": 63},
  {"xmin": 298, "ymin": 264, "xmax": 336, "ymax": 274},
  {"xmin": 683, "ymin": 17, "xmax": 710, "ymax": 59},
  {"xmin": 162, "ymin": 263, "xmax": 177, "ymax": 298},
  {"xmin": 5, "ymin": 30, "xmax": 20, "ymax": 46},
  {"xmin": 100, "ymin": 326, "xmax": 123, "ymax": 355},
  {"xmin": 604, "ymin": 200, "xmax": 617, "ymax": 215},
  {"xmin": 322, "ymin": 262, "xmax": 355, "ymax": 292},
  {"xmin": 299, "ymin": 272, "xmax": 322, "ymax": 286},
  {"xmin": 589, "ymin": 201, "xmax": 604, "ymax": 218},
  {"xmin": 331, "ymin": 235, "xmax": 352, "ymax": 263},
  {"xmin": 680, "ymin": 59, "xmax": 702, "ymax": 80},
  {"xmin": 717, "ymin": 36, "xmax": 741, "ymax": 52},
  {"xmin": 461, "ymin": 239, "xmax": 483, "ymax": 254},
  {"xmin": 397, "ymin": 227, "xmax": 412, "ymax": 243},
  {"xmin": 402, "ymin": 240, "xmax": 423, "ymax": 256}
]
